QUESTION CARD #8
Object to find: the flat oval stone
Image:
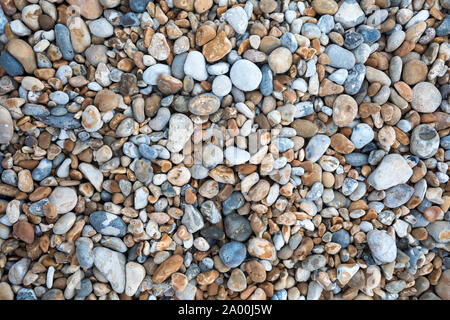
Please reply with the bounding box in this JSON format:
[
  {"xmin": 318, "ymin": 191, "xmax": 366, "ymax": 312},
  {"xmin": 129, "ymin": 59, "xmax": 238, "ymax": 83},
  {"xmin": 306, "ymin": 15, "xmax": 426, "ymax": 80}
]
[
  {"xmin": 67, "ymin": 0, "xmax": 103, "ymax": 19},
  {"xmin": 247, "ymin": 238, "xmax": 276, "ymax": 260},
  {"xmin": 55, "ymin": 24, "xmax": 74, "ymax": 61},
  {"xmin": 325, "ymin": 44, "xmax": 355, "ymax": 70},
  {"xmin": 188, "ymin": 93, "xmax": 220, "ymax": 116},
  {"xmin": 384, "ymin": 184, "xmax": 414, "ymax": 208}
]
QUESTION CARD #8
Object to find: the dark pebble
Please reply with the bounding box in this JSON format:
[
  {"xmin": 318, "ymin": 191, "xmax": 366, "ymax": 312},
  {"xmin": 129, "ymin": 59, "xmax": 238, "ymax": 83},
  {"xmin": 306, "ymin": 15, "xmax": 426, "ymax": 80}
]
[
  {"xmin": 0, "ymin": 51, "xmax": 24, "ymax": 76},
  {"xmin": 224, "ymin": 213, "xmax": 252, "ymax": 242}
]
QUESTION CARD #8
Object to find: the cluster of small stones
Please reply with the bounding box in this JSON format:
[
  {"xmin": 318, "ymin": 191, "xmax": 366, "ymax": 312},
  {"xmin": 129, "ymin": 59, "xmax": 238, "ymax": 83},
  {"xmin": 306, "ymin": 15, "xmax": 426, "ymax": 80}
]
[{"xmin": 0, "ymin": 0, "xmax": 449, "ymax": 301}]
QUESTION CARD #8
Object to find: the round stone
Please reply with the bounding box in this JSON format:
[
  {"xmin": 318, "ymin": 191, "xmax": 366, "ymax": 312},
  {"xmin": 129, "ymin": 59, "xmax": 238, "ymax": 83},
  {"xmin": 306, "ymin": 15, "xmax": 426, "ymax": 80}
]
[
  {"xmin": 410, "ymin": 124, "xmax": 440, "ymax": 159},
  {"xmin": 230, "ymin": 59, "xmax": 262, "ymax": 92},
  {"xmin": 212, "ymin": 75, "xmax": 232, "ymax": 97},
  {"xmin": 333, "ymin": 94, "xmax": 358, "ymax": 127},
  {"xmin": 188, "ymin": 93, "xmax": 221, "ymax": 116},
  {"xmin": 268, "ymin": 47, "xmax": 292, "ymax": 74},
  {"xmin": 49, "ymin": 187, "xmax": 78, "ymax": 214},
  {"xmin": 402, "ymin": 60, "xmax": 427, "ymax": 85},
  {"xmin": 184, "ymin": 51, "xmax": 208, "ymax": 81},
  {"xmin": 219, "ymin": 242, "xmax": 246, "ymax": 268},
  {"xmin": 331, "ymin": 229, "xmax": 351, "ymax": 248},
  {"xmin": 351, "ymin": 123, "xmax": 374, "ymax": 149},
  {"xmin": 81, "ymin": 105, "xmax": 103, "ymax": 132},
  {"xmin": 224, "ymin": 213, "xmax": 252, "ymax": 242},
  {"xmin": 411, "ymin": 82, "xmax": 442, "ymax": 113}
]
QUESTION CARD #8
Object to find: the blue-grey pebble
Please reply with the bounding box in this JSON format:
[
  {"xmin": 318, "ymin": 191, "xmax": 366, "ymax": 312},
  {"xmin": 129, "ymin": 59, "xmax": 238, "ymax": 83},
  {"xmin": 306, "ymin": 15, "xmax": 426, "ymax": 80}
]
[
  {"xmin": 219, "ymin": 241, "xmax": 247, "ymax": 268},
  {"xmin": 120, "ymin": 12, "xmax": 140, "ymax": 27},
  {"xmin": 280, "ymin": 32, "xmax": 298, "ymax": 53},
  {"xmin": 344, "ymin": 153, "xmax": 368, "ymax": 166},
  {"xmin": 331, "ymin": 229, "xmax": 351, "ymax": 248},
  {"xmin": 28, "ymin": 198, "xmax": 49, "ymax": 216},
  {"xmin": 130, "ymin": 0, "xmax": 150, "ymax": 12},
  {"xmin": 325, "ymin": 44, "xmax": 355, "ymax": 70},
  {"xmin": 0, "ymin": 51, "xmax": 24, "ymax": 76},
  {"xmin": 89, "ymin": 211, "xmax": 127, "ymax": 237},
  {"xmin": 356, "ymin": 25, "xmax": 381, "ymax": 44},
  {"xmin": 16, "ymin": 288, "xmax": 37, "ymax": 300},
  {"xmin": 436, "ymin": 15, "xmax": 450, "ymax": 36},
  {"xmin": 23, "ymin": 103, "xmax": 50, "ymax": 118},
  {"xmin": 75, "ymin": 279, "xmax": 93, "ymax": 299},
  {"xmin": 301, "ymin": 23, "xmax": 321, "ymax": 39},
  {"xmin": 172, "ymin": 53, "xmax": 187, "ymax": 79},
  {"xmin": 260, "ymin": 64, "xmax": 273, "ymax": 96},
  {"xmin": 2, "ymin": 170, "xmax": 17, "ymax": 186},
  {"xmin": 317, "ymin": 15, "xmax": 334, "ymax": 34},
  {"xmin": 344, "ymin": 31, "xmax": 364, "ymax": 50},
  {"xmin": 76, "ymin": 242, "xmax": 94, "ymax": 269},
  {"xmin": 55, "ymin": 24, "xmax": 74, "ymax": 61},
  {"xmin": 35, "ymin": 114, "xmax": 81, "ymax": 129},
  {"xmin": 441, "ymin": 136, "xmax": 450, "ymax": 149},
  {"xmin": 32, "ymin": 159, "xmax": 52, "ymax": 181},
  {"xmin": 139, "ymin": 144, "xmax": 158, "ymax": 160},
  {"xmin": 344, "ymin": 64, "xmax": 366, "ymax": 95},
  {"xmin": 224, "ymin": 213, "xmax": 252, "ymax": 242},
  {"xmin": 222, "ymin": 192, "xmax": 245, "ymax": 215},
  {"xmin": 273, "ymin": 137, "xmax": 294, "ymax": 153},
  {"xmin": 384, "ymin": 184, "xmax": 414, "ymax": 208},
  {"xmin": 0, "ymin": 7, "xmax": 7, "ymax": 35}
]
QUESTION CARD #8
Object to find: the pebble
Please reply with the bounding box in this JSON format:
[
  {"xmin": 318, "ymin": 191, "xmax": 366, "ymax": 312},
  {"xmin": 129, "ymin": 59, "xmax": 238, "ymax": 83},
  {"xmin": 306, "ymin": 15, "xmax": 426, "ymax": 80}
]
[
  {"xmin": 334, "ymin": 0, "xmax": 365, "ymax": 29},
  {"xmin": 184, "ymin": 51, "xmax": 208, "ymax": 81},
  {"xmin": 125, "ymin": 262, "xmax": 146, "ymax": 296},
  {"xmin": 325, "ymin": 45, "xmax": 355, "ymax": 70},
  {"xmin": 230, "ymin": 59, "xmax": 262, "ymax": 91},
  {"xmin": 351, "ymin": 123, "xmax": 374, "ymax": 149},
  {"xmin": 188, "ymin": 93, "xmax": 220, "ymax": 116},
  {"xmin": 49, "ymin": 187, "xmax": 78, "ymax": 214},
  {"xmin": 368, "ymin": 154, "xmax": 413, "ymax": 190},
  {"xmin": 224, "ymin": 146, "xmax": 250, "ymax": 166},
  {"xmin": 305, "ymin": 135, "xmax": 331, "ymax": 163},
  {"xmin": 89, "ymin": 18, "xmax": 114, "ymax": 38},
  {"xmin": 167, "ymin": 113, "xmax": 193, "ymax": 153},
  {"xmin": 367, "ymin": 230, "xmax": 397, "ymax": 264},
  {"xmin": 219, "ymin": 242, "xmax": 246, "ymax": 268},
  {"xmin": 93, "ymin": 247, "xmax": 126, "ymax": 293},
  {"xmin": 0, "ymin": 105, "xmax": 14, "ymax": 143},
  {"xmin": 90, "ymin": 211, "xmax": 127, "ymax": 237},
  {"xmin": 55, "ymin": 24, "xmax": 74, "ymax": 61},
  {"xmin": 225, "ymin": 6, "xmax": 248, "ymax": 34},
  {"xmin": 411, "ymin": 82, "xmax": 443, "ymax": 113},
  {"xmin": 224, "ymin": 213, "xmax": 252, "ymax": 242},
  {"xmin": 212, "ymin": 75, "xmax": 232, "ymax": 97},
  {"xmin": 410, "ymin": 124, "xmax": 440, "ymax": 159},
  {"xmin": 143, "ymin": 64, "xmax": 171, "ymax": 85}
]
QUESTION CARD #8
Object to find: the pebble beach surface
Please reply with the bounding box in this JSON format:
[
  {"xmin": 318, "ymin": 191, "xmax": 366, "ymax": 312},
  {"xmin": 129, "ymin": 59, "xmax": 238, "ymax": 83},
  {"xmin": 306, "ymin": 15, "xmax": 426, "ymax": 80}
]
[{"xmin": 0, "ymin": 0, "xmax": 449, "ymax": 301}]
